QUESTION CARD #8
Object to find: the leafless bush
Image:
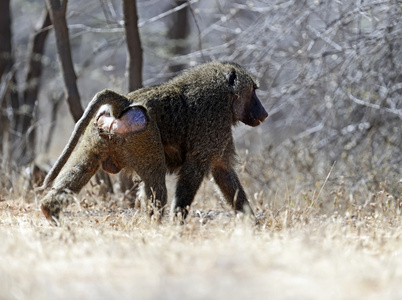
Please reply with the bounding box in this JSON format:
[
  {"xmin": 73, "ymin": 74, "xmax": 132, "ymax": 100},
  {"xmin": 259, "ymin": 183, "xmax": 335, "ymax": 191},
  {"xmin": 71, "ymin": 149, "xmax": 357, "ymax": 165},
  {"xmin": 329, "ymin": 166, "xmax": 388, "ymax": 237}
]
[
  {"xmin": 183, "ymin": 0, "xmax": 401, "ymax": 200},
  {"xmin": 1, "ymin": 0, "xmax": 400, "ymax": 209},
  {"xmin": 159, "ymin": 0, "xmax": 401, "ymax": 209}
]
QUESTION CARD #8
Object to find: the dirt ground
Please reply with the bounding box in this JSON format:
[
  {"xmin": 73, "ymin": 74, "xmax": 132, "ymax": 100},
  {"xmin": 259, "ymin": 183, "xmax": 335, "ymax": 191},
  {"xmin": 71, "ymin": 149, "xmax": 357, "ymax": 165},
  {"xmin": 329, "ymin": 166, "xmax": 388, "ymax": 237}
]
[{"xmin": 1, "ymin": 195, "xmax": 402, "ymax": 300}]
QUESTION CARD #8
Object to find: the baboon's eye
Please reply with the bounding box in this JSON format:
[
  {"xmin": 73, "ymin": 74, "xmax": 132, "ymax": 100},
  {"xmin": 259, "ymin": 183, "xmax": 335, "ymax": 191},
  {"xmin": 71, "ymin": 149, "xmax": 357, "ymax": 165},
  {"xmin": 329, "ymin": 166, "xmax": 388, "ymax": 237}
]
[{"xmin": 227, "ymin": 70, "xmax": 237, "ymax": 86}]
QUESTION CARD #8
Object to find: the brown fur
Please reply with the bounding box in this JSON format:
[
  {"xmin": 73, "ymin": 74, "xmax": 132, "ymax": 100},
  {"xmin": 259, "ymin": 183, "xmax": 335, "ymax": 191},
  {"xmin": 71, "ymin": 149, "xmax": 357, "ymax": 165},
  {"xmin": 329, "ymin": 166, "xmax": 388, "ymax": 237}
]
[{"xmin": 40, "ymin": 61, "xmax": 268, "ymax": 225}]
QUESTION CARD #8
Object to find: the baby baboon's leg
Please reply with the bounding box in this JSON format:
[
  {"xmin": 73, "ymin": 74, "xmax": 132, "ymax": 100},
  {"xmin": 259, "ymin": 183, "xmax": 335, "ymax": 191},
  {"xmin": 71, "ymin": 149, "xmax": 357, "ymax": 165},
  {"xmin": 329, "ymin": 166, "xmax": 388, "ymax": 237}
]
[
  {"xmin": 40, "ymin": 136, "xmax": 102, "ymax": 225},
  {"xmin": 172, "ymin": 160, "xmax": 208, "ymax": 219},
  {"xmin": 211, "ymin": 162, "xmax": 254, "ymax": 216}
]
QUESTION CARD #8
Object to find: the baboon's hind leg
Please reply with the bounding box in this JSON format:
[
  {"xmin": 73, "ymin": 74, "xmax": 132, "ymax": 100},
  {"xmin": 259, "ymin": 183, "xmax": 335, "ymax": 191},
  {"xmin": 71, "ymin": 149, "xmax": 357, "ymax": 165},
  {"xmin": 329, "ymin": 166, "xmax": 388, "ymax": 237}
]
[
  {"xmin": 41, "ymin": 140, "xmax": 102, "ymax": 225},
  {"xmin": 139, "ymin": 172, "xmax": 167, "ymax": 219},
  {"xmin": 171, "ymin": 160, "xmax": 208, "ymax": 220}
]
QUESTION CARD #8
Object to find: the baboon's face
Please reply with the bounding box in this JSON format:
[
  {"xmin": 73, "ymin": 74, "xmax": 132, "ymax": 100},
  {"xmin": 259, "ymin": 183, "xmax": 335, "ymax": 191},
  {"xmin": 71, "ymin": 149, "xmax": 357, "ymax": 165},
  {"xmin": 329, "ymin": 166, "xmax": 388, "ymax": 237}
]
[{"xmin": 230, "ymin": 69, "xmax": 268, "ymax": 127}]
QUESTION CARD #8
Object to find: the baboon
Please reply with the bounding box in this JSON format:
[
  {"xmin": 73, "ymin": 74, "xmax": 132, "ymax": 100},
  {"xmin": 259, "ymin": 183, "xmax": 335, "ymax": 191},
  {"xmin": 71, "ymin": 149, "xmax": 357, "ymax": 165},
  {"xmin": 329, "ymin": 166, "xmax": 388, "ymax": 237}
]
[{"xmin": 40, "ymin": 61, "xmax": 268, "ymax": 225}]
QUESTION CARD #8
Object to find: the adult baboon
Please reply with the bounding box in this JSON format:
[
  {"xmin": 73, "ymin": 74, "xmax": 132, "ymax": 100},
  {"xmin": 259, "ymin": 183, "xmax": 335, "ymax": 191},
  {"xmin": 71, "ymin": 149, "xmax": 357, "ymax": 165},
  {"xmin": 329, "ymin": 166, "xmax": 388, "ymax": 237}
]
[{"xmin": 40, "ymin": 61, "xmax": 268, "ymax": 224}]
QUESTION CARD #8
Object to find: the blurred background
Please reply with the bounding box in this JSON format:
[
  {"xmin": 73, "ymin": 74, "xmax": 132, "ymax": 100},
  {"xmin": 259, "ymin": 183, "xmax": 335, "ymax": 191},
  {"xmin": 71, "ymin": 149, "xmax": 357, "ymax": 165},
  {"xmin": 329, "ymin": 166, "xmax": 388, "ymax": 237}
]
[{"xmin": 0, "ymin": 0, "xmax": 400, "ymax": 212}]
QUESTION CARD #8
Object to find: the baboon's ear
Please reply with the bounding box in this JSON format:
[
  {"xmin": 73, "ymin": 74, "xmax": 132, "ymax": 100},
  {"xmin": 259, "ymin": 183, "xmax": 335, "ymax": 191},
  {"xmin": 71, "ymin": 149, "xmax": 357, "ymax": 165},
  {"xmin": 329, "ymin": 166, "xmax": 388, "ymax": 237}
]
[{"xmin": 227, "ymin": 69, "xmax": 237, "ymax": 86}]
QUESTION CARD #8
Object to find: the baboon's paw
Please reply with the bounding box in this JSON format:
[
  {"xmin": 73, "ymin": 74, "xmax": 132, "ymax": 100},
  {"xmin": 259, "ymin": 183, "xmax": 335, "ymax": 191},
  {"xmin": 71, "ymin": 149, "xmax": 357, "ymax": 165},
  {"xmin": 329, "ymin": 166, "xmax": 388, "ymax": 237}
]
[
  {"xmin": 40, "ymin": 203, "xmax": 61, "ymax": 226},
  {"xmin": 172, "ymin": 206, "xmax": 190, "ymax": 225}
]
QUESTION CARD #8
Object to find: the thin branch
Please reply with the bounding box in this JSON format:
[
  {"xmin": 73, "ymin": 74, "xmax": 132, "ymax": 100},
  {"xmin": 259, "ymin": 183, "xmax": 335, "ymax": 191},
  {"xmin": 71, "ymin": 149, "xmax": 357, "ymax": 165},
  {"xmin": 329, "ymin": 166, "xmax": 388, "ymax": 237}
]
[
  {"xmin": 138, "ymin": 0, "xmax": 198, "ymax": 27},
  {"xmin": 347, "ymin": 91, "xmax": 402, "ymax": 119},
  {"xmin": 187, "ymin": 0, "xmax": 205, "ymax": 62},
  {"xmin": 67, "ymin": 0, "xmax": 199, "ymax": 35},
  {"xmin": 68, "ymin": 24, "xmax": 124, "ymax": 33},
  {"xmin": 310, "ymin": 161, "xmax": 336, "ymax": 208}
]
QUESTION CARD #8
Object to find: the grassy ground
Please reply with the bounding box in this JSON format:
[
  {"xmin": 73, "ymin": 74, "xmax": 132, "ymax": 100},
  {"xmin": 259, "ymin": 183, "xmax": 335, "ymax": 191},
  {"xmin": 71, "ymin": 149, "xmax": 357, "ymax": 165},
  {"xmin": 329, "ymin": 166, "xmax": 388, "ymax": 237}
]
[{"xmin": 1, "ymin": 177, "xmax": 402, "ymax": 300}]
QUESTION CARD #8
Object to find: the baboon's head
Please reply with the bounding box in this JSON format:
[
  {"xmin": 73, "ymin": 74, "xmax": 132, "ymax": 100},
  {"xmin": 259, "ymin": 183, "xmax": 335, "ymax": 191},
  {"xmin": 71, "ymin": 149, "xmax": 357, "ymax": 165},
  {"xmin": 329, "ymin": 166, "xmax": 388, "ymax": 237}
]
[{"xmin": 224, "ymin": 62, "xmax": 268, "ymax": 127}]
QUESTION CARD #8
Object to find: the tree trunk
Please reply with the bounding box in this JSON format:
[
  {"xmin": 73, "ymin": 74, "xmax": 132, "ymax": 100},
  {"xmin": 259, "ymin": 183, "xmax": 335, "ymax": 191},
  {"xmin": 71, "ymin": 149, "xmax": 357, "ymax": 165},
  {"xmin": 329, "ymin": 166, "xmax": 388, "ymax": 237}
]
[
  {"xmin": 169, "ymin": 1, "xmax": 189, "ymax": 53},
  {"xmin": 0, "ymin": 0, "xmax": 19, "ymax": 159},
  {"xmin": 15, "ymin": 8, "xmax": 52, "ymax": 164},
  {"xmin": 0, "ymin": 0, "xmax": 12, "ymax": 157},
  {"xmin": 0, "ymin": 0, "xmax": 12, "ymax": 79},
  {"xmin": 123, "ymin": 0, "xmax": 143, "ymax": 92},
  {"xmin": 121, "ymin": 0, "xmax": 143, "ymax": 198},
  {"xmin": 46, "ymin": 0, "xmax": 114, "ymax": 195},
  {"xmin": 45, "ymin": 0, "xmax": 83, "ymax": 122},
  {"xmin": 168, "ymin": 1, "xmax": 189, "ymax": 74}
]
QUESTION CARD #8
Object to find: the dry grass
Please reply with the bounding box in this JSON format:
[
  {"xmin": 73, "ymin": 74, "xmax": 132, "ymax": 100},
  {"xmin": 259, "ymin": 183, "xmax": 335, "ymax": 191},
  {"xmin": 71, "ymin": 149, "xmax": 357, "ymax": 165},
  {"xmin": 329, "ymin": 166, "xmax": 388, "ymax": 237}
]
[{"xmin": 1, "ymin": 173, "xmax": 402, "ymax": 300}]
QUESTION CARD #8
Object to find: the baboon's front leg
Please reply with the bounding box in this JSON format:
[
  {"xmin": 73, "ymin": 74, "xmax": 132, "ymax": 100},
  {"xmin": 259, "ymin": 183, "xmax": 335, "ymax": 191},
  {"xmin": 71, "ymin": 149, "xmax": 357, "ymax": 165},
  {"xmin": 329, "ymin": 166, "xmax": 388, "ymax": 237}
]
[
  {"xmin": 211, "ymin": 163, "xmax": 254, "ymax": 216},
  {"xmin": 41, "ymin": 139, "xmax": 102, "ymax": 225}
]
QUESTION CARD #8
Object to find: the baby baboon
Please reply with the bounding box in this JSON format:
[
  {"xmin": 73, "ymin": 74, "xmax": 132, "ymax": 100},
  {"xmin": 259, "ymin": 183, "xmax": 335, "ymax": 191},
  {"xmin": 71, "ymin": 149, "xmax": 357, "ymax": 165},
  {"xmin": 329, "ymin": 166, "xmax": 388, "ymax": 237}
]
[{"xmin": 40, "ymin": 61, "xmax": 268, "ymax": 224}]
